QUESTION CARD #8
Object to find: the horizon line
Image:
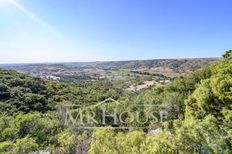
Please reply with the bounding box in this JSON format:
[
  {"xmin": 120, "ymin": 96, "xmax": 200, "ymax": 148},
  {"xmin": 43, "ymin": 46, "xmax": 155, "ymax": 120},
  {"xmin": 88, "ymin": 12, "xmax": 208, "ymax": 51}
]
[{"xmin": 0, "ymin": 56, "xmax": 221, "ymax": 65}]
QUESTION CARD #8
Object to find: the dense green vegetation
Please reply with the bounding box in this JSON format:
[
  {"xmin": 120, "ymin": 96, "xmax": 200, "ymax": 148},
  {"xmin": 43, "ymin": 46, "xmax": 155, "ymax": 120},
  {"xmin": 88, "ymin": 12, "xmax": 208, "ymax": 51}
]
[
  {"xmin": 0, "ymin": 70, "xmax": 125, "ymax": 114},
  {"xmin": 0, "ymin": 51, "xmax": 231, "ymax": 153}
]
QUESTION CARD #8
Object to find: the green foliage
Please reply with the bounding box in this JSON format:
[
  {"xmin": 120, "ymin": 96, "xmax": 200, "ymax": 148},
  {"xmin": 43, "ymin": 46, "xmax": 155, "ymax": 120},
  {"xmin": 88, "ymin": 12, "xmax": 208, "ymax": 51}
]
[
  {"xmin": 0, "ymin": 50, "xmax": 231, "ymax": 153},
  {"xmin": 14, "ymin": 136, "xmax": 38, "ymax": 154},
  {"xmin": 0, "ymin": 141, "xmax": 14, "ymax": 154},
  {"xmin": 89, "ymin": 128, "xmax": 146, "ymax": 154},
  {"xmin": 56, "ymin": 129, "xmax": 76, "ymax": 153},
  {"xmin": 0, "ymin": 136, "xmax": 39, "ymax": 154},
  {"xmin": 89, "ymin": 128, "xmax": 175, "ymax": 154},
  {"xmin": 177, "ymin": 52, "xmax": 232, "ymax": 153},
  {"xmin": 0, "ymin": 83, "xmax": 11, "ymax": 101},
  {"xmin": 223, "ymin": 50, "xmax": 232, "ymax": 59},
  {"xmin": 0, "ymin": 69, "xmax": 54, "ymax": 113}
]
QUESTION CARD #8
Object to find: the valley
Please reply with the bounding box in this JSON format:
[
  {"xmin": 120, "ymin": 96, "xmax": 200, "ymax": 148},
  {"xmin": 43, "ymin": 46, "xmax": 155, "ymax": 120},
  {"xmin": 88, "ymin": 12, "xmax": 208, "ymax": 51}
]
[{"xmin": 0, "ymin": 53, "xmax": 230, "ymax": 153}]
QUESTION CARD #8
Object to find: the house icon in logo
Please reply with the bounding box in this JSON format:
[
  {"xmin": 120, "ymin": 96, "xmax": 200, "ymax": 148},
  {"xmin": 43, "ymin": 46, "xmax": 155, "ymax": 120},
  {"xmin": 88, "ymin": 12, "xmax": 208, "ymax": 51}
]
[{"xmin": 94, "ymin": 97, "xmax": 122, "ymax": 107}]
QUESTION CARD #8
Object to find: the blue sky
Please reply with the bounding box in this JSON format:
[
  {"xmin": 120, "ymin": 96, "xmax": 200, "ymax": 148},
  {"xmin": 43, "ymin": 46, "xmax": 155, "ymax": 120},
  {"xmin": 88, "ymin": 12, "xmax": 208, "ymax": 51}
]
[{"xmin": 0, "ymin": 0, "xmax": 231, "ymax": 63}]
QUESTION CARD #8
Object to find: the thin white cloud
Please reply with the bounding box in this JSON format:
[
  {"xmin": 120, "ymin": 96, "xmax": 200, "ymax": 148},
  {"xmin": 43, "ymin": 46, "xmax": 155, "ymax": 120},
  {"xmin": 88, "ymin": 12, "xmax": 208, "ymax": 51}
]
[{"xmin": 9, "ymin": 0, "xmax": 54, "ymax": 32}]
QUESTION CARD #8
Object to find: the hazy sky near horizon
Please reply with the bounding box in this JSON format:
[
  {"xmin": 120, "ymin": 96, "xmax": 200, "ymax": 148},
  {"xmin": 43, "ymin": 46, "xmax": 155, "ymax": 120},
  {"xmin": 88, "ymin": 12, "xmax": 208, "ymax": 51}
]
[{"xmin": 0, "ymin": 0, "xmax": 231, "ymax": 63}]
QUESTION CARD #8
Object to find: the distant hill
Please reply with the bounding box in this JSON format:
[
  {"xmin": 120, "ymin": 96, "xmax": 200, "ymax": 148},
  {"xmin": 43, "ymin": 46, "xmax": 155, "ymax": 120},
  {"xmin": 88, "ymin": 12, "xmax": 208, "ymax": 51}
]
[
  {"xmin": 91, "ymin": 58, "xmax": 219, "ymax": 76},
  {"xmin": 0, "ymin": 58, "xmax": 219, "ymax": 80}
]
